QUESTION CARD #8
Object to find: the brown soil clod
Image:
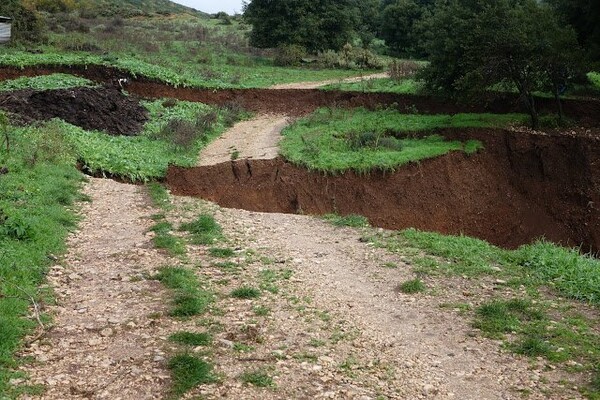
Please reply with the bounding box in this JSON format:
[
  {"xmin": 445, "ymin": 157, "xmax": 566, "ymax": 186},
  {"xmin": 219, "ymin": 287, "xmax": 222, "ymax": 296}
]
[{"xmin": 0, "ymin": 86, "xmax": 148, "ymax": 136}]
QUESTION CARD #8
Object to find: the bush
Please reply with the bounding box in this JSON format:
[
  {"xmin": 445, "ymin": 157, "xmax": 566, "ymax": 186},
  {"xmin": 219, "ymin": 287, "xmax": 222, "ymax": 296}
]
[
  {"xmin": 160, "ymin": 119, "xmax": 199, "ymax": 149},
  {"xmin": 389, "ymin": 60, "xmax": 423, "ymax": 81},
  {"xmin": 274, "ymin": 44, "xmax": 307, "ymax": 67}
]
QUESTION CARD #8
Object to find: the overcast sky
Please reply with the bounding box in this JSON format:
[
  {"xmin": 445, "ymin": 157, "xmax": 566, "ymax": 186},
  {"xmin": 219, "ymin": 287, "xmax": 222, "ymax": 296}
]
[{"xmin": 172, "ymin": 0, "xmax": 246, "ymax": 15}]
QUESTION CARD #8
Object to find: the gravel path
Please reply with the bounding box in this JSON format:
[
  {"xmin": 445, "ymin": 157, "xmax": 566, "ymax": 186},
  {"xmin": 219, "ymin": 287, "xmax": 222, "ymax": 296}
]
[
  {"xmin": 19, "ymin": 178, "xmax": 175, "ymax": 400},
  {"xmin": 269, "ymin": 73, "xmax": 388, "ymax": 90},
  {"xmin": 198, "ymin": 115, "xmax": 288, "ymax": 166}
]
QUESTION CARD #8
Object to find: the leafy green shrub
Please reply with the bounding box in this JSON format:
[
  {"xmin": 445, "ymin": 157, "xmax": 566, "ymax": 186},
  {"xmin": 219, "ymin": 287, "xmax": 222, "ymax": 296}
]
[
  {"xmin": 159, "ymin": 119, "xmax": 200, "ymax": 149},
  {"xmin": 389, "ymin": 60, "xmax": 423, "ymax": 81},
  {"xmin": 274, "ymin": 44, "xmax": 307, "ymax": 67}
]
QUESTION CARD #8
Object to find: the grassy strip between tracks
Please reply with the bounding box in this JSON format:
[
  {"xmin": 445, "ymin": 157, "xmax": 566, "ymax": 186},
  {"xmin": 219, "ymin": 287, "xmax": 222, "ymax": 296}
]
[{"xmin": 280, "ymin": 107, "xmax": 528, "ymax": 173}]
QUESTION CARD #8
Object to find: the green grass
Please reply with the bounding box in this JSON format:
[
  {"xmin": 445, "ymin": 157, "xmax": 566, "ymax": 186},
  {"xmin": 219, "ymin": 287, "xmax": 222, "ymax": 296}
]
[
  {"xmin": 0, "ymin": 73, "xmax": 95, "ymax": 92},
  {"xmin": 231, "ymin": 286, "xmax": 261, "ymax": 299},
  {"xmin": 588, "ymin": 72, "xmax": 600, "ymax": 90},
  {"xmin": 167, "ymin": 354, "xmax": 216, "ymax": 399},
  {"xmin": 150, "ymin": 221, "xmax": 186, "ymax": 256},
  {"xmin": 397, "ymin": 278, "xmax": 426, "ymax": 294},
  {"xmin": 169, "ymin": 332, "xmax": 212, "ymax": 347},
  {"xmin": 154, "ymin": 266, "xmax": 212, "ymax": 317},
  {"xmin": 179, "ymin": 214, "xmax": 223, "ymax": 245},
  {"xmin": 240, "ymin": 369, "xmax": 276, "ymax": 388},
  {"xmin": 0, "ymin": 117, "xmax": 84, "ymax": 396},
  {"xmin": 208, "ymin": 247, "xmax": 235, "ymax": 258},
  {"xmin": 512, "ymin": 241, "xmax": 600, "ymax": 304},
  {"xmin": 371, "ymin": 227, "xmax": 600, "ymax": 395},
  {"xmin": 147, "ymin": 182, "xmax": 172, "ymax": 211},
  {"xmin": 280, "ymin": 108, "xmax": 527, "ymax": 173},
  {"xmin": 67, "ymin": 100, "xmax": 234, "ymax": 182},
  {"xmin": 323, "ymin": 213, "xmax": 370, "ymax": 228},
  {"xmin": 322, "ymin": 78, "xmax": 423, "ymax": 94}
]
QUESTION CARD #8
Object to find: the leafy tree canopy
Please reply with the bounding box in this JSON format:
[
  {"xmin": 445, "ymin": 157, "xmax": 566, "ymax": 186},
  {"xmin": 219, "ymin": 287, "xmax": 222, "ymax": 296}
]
[
  {"xmin": 420, "ymin": 0, "xmax": 585, "ymax": 128},
  {"xmin": 242, "ymin": 0, "xmax": 364, "ymax": 52}
]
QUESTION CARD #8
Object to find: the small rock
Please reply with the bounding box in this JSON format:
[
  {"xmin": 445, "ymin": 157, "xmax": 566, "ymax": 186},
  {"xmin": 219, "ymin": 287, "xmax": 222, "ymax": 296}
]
[{"xmin": 100, "ymin": 328, "xmax": 113, "ymax": 337}]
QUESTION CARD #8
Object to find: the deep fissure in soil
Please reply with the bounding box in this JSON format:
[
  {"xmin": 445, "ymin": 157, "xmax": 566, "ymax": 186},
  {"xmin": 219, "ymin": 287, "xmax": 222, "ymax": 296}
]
[{"xmin": 167, "ymin": 128, "xmax": 600, "ymax": 252}]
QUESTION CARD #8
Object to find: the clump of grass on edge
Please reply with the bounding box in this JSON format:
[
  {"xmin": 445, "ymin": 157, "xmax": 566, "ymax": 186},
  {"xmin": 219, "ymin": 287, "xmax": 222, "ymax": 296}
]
[
  {"xmin": 150, "ymin": 221, "xmax": 186, "ymax": 256},
  {"xmin": 169, "ymin": 332, "xmax": 212, "ymax": 347},
  {"xmin": 231, "ymin": 286, "xmax": 261, "ymax": 299},
  {"xmin": 474, "ymin": 298, "xmax": 545, "ymax": 339},
  {"xmin": 323, "ymin": 213, "xmax": 369, "ymax": 228},
  {"xmin": 397, "ymin": 278, "xmax": 426, "ymax": 294},
  {"xmin": 512, "ymin": 240, "xmax": 600, "ymax": 304},
  {"xmin": 168, "ymin": 354, "xmax": 216, "ymax": 398},
  {"xmin": 154, "ymin": 266, "xmax": 212, "ymax": 317},
  {"xmin": 180, "ymin": 214, "xmax": 223, "ymax": 245},
  {"xmin": 208, "ymin": 247, "xmax": 235, "ymax": 258},
  {"xmin": 240, "ymin": 369, "xmax": 276, "ymax": 388}
]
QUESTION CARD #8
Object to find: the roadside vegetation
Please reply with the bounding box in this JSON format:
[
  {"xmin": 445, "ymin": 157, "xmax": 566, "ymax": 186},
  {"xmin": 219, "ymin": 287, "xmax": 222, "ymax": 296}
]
[
  {"xmin": 280, "ymin": 107, "xmax": 525, "ymax": 173},
  {"xmin": 365, "ymin": 227, "xmax": 600, "ymax": 397},
  {"xmin": 71, "ymin": 99, "xmax": 244, "ymax": 181},
  {"xmin": 0, "ymin": 73, "xmax": 95, "ymax": 91},
  {"xmin": 0, "ymin": 112, "xmax": 83, "ymax": 397}
]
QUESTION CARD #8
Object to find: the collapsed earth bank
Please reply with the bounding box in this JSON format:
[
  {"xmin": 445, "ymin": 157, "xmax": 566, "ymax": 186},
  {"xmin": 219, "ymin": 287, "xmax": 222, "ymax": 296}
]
[{"xmin": 167, "ymin": 128, "xmax": 600, "ymax": 252}]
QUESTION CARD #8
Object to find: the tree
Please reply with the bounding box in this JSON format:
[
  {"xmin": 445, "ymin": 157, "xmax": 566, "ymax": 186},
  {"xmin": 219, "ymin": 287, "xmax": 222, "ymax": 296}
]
[
  {"xmin": 420, "ymin": 0, "xmax": 583, "ymax": 129},
  {"xmin": 0, "ymin": 0, "xmax": 45, "ymax": 44},
  {"xmin": 242, "ymin": 0, "xmax": 362, "ymax": 52},
  {"xmin": 545, "ymin": 0, "xmax": 600, "ymax": 64},
  {"xmin": 379, "ymin": 0, "xmax": 434, "ymax": 57}
]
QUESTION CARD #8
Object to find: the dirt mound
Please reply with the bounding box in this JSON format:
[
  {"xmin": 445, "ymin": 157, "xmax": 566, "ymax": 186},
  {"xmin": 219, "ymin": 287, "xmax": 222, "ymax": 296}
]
[
  {"xmin": 0, "ymin": 86, "xmax": 148, "ymax": 136},
  {"xmin": 166, "ymin": 128, "xmax": 600, "ymax": 252}
]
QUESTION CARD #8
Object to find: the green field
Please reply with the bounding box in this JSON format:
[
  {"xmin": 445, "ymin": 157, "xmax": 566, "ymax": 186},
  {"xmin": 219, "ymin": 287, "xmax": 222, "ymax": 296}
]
[{"xmin": 280, "ymin": 108, "xmax": 527, "ymax": 173}]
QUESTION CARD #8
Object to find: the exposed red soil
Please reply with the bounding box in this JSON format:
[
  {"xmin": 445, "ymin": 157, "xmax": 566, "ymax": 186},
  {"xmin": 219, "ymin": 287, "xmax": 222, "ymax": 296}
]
[
  {"xmin": 166, "ymin": 128, "xmax": 600, "ymax": 252},
  {"xmin": 1, "ymin": 64, "xmax": 599, "ymax": 124},
  {"xmin": 0, "ymin": 86, "xmax": 148, "ymax": 135}
]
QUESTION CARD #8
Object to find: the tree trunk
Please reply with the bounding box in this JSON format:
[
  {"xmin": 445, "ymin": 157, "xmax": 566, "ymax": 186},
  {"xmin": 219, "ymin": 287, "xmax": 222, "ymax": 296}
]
[
  {"xmin": 525, "ymin": 92, "xmax": 539, "ymax": 130},
  {"xmin": 554, "ymin": 88, "xmax": 564, "ymax": 124}
]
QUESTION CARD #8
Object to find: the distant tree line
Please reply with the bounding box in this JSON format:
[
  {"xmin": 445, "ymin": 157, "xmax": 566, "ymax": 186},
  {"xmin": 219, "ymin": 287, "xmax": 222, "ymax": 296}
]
[{"xmin": 243, "ymin": 0, "xmax": 597, "ymax": 127}]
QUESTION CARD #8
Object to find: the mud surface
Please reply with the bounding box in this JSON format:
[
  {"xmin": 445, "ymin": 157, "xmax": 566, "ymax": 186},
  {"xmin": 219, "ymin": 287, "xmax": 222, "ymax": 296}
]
[
  {"xmin": 0, "ymin": 86, "xmax": 148, "ymax": 135},
  {"xmin": 167, "ymin": 128, "xmax": 600, "ymax": 252}
]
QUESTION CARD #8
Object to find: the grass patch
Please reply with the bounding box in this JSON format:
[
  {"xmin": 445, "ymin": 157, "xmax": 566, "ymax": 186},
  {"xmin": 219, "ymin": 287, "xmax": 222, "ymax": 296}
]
[
  {"xmin": 0, "ymin": 116, "xmax": 83, "ymax": 396},
  {"xmin": 474, "ymin": 298, "xmax": 544, "ymax": 338},
  {"xmin": 147, "ymin": 182, "xmax": 172, "ymax": 211},
  {"xmin": 512, "ymin": 241, "xmax": 600, "ymax": 304},
  {"xmin": 154, "ymin": 266, "xmax": 212, "ymax": 317},
  {"xmin": 208, "ymin": 247, "xmax": 235, "ymax": 258},
  {"xmin": 0, "ymin": 73, "xmax": 95, "ymax": 92},
  {"xmin": 169, "ymin": 332, "xmax": 212, "ymax": 347},
  {"xmin": 280, "ymin": 108, "xmax": 518, "ymax": 173},
  {"xmin": 231, "ymin": 286, "xmax": 261, "ymax": 299},
  {"xmin": 150, "ymin": 221, "xmax": 186, "ymax": 256},
  {"xmin": 179, "ymin": 214, "xmax": 223, "ymax": 245},
  {"xmin": 167, "ymin": 354, "xmax": 215, "ymax": 398},
  {"xmin": 253, "ymin": 305, "xmax": 271, "ymax": 316},
  {"xmin": 240, "ymin": 369, "xmax": 276, "ymax": 388},
  {"xmin": 323, "ymin": 213, "xmax": 369, "ymax": 228},
  {"xmin": 322, "ymin": 78, "xmax": 423, "ymax": 94},
  {"xmin": 67, "ymin": 100, "xmax": 238, "ymax": 182},
  {"xmin": 397, "ymin": 278, "xmax": 426, "ymax": 294}
]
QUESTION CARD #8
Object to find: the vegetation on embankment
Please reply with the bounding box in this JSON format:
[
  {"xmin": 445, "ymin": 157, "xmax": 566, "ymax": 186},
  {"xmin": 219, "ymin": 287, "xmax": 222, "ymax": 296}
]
[
  {"xmin": 0, "ymin": 113, "xmax": 84, "ymax": 397},
  {"xmin": 280, "ymin": 108, "xmax": 527, "ymax": 173},
  {"xmin": 0, "ymin": 73, "xmax": 95, "ymax": 92},
  {"xmin": 71, "ymin": 99, "xmax": 245, "ymax": 181},
  {"xmin": 364, "ymin": 227, "xmax": 600, "ymax": 397}
]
